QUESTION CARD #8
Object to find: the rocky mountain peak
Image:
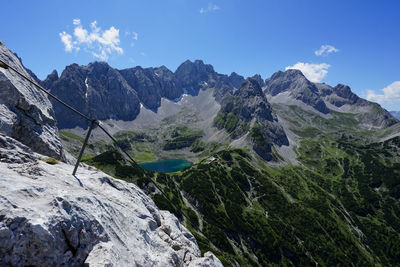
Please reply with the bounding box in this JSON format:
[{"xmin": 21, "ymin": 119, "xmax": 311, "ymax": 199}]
[
  {"xmin": 333, "ymin": 83, "xmax": 357, "ymax": 99},
  {"xmin": 265, "ymin": 69, "xmax": 314, "ymax": 96},
  {"xmin": 47, "ymin": 69, "xmax": 59, "ymax": 80},
  {"xmin": 265, "ymin": 69, "xmax": 329, "ymax": 114},
  {"xmin": 154, "ymin": 65, "xmax": 172, "ymax": 76},
  {"xmin": 175, "ymin": 59, "xmax": 215, "ymax": 76},
  {"xmin": 228, "ymin": 72, "xmax": 245, "ymax": 88},
  {"xmin": 87, "ymin": 61, "xmax": 113, "ymax": 73},
  {"xmin": 250, "ymin": 74, "xmax": 265, "ymax": 87},
  {"xmin": 267, "ymin": 69, "xmax": 304, "ymax": 82},
  {"xmin": 194, "ymin": 59, "xmax": 215, "ymax": 72},
  {"xmin": 174, "ymin": 59, "xmax": 216, "ymax": 95},
  {"xmin": 216, "ymin": 78, "xmax": 288, "ymax": 160},
  {"xmin": 59, "ymin": 63, "xmax": 87, "ymax": 81},
  {"xmin": 235, "ymin": 77, "xmax": 264, "ymax": 98},
  {"xmin": 42, "ymin": 69, "xmax": 59, "ymax": 89}
]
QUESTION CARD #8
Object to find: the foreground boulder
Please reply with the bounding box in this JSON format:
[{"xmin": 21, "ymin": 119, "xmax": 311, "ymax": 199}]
[
  {"xmin": 0, "ymin": 134, "xmax": 222, "ymax": 266},
  {"xmin": 0, "ymin": 41, "xmax": 64, "ymax": 160}
]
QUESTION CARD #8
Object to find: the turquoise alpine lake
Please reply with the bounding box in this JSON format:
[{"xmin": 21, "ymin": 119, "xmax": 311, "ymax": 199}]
[{"xmin": 139, "ymin": 159, "xmax": 192, "ymax": 173}]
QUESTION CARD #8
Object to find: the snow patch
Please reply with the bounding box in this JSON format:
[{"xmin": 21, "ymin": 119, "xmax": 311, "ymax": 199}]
[{"xmin": 85, "ymin": 77, "xmax": 89, "ymax": 99}]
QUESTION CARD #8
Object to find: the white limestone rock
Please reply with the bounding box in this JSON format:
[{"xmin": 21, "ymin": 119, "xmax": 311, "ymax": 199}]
[
  {"xmin": 0, "ymin": 40, "xmax": 64, "ymax": 160},
  {"xmin": 0, "ymin": 135, "xmax": 222, "ymax": 266}
]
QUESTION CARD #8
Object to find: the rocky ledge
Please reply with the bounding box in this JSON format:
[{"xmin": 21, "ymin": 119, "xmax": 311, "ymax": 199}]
[{"xmin": 0, "ymin": 134, "xmax": 222, "ymax": 267}]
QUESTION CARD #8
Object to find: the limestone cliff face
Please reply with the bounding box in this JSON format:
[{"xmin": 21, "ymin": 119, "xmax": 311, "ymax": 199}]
[
  {"xmin": 0, "ymin": 41, "xmax": 64, "ymax": 160},
  {"xmin": 44, "ymin": 59, "xmax": 243, "ymax": 129},
  {"xmin": 119, "ymin": 65, "xmax": 182, "ymax": 111},
  {"xmin": 0, "ymin": 134, "xmax": 222, "ymax": 266},
  {"xmin": 46, "ymin": 62, "xmax": 141, "ymax": 129}
]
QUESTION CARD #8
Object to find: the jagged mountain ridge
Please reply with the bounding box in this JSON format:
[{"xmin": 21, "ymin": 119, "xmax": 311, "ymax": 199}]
[
  {"xmin": 264, "ymin": 69, "xmax": 397, "ymax": 128},
  {"xmin": 44, "ymin": 60, "xmax": 246, "ymax": 129},
  {"xmin": 44, "ymin": 59, "xmax": 397, "ymax": 131},
  {"xmin": 42, "ymin": 58, "xmax": 398, "ymax": 165},
  {"xmin": 264, "ymin": 69, "xmax": 330, "ymax": 114}
]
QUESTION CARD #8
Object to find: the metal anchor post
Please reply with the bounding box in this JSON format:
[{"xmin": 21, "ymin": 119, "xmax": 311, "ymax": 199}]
[{"xmin": 73, "ymin": 119, "xmax": 96, "ymax": 175}]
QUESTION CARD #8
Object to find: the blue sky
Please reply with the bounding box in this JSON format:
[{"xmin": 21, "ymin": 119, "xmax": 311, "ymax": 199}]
[{"xmin": 2, "ymin": 0, "xmax": 400, "ymax": 110}]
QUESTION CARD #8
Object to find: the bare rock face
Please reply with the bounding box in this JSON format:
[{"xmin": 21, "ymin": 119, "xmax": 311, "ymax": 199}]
[
  {"xmin": 0, "ymin": 41, "xmax": 64, "ymax": 160},
  {"xmin": 46, "ymin": 62, "xmax": 141, "ymax": 129},
  {"xmin": 264, "ymin": 69, "xmax": 329, "ymax": 114},
  {"xmin": 315, "ymin": 83, "xmax": 397, "ymax": 128},
  {"xmin": 228, "ymin": 72, "xmax": 245, "ymax": 89},
  {"xmin": 44, "ymin": 59, "xmax": 242, "ymax": 129},
  {"xmin": 264, "ymin": 69, "xmax": 397, "ymax": 129},
  {"xmin": 119, "ymin": 65, "xmax": 183, "ymax": 111},
  {"xmin": 174, "ymin": 60, "xmax": 218, "ymax": 96},
  {"xmin": 216, "ymin": 78, "xmax": 288, "ymax": 160},
  {"xmin": 250, "ymin": 74, "xmax": 265, "ymax": 87},
  {"xmin": 41, "ymin": 69, "xmax": 59, "ymax": 90},
  {"xmin": 0, "ymin": 135, "xmax": 223, "ymax": 267}
]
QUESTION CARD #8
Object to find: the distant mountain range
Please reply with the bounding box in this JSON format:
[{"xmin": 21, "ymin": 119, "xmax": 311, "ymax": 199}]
[
  {"xmin": 41, "ymin": 60, "xmax": 246, "ymax": 128},
  {"xmin": 42, "ymin": 59, "xmax": 397, "ymax": 130},
  {"xmin": 39, "ymin": 58, "xmax": 398, "ymax": 161}
]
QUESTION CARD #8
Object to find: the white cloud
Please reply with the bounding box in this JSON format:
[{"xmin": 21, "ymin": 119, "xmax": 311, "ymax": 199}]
[
  {"xmin": 200, "ymin": 3, "xmax": 220, "ymax": 14},
  {"xmin": 59, "ymin": 32, "xmax": 76, "ymax": 52},
  {"xmin": 285, "ymin": 62, "xmax": 330, "ymax": 83},
  {"xmin": 315, "ymin": 45, "xmax": 339, "ymax": 56},
  {"xmin": 366, "ymin": 81, "xmax": 400, "ymax": 104},
  {"xmin": 59, "ymin": 19, "xmax": 123, "ymax": 60},
  {"xmin": 132, "ymin": 32, "xmax": 138, "ymax": 41},
  {"xmin": 74, "ymin": 25, "xmax": 89, "ymax": 43}
]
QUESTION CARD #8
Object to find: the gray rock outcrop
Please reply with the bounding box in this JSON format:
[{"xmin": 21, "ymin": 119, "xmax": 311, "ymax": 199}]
[
  {"xmin": 119, "ymin": 65, "xmax": 182, "ymax": 111},
  {"xmin": 228, "ymin": 72, "xmax": 245, "ymax": 89},
  {"xmin": 264, "ymin": 69, "xmax": 329, "ymax": 114},
  {"xmin": 41, "ymin": 69, "xmax": 59, "ymax": 90},
  {"xmin": 216, "ymin": 78, "xmax": 288, "ymax": 160},
  {"xmin": 46, "ymin": 62, "xmax": 141, "ymax": 129},
  {"xmin": 43, "ymin": 59, "xmax": 242, "ymax": 129},
  {"xmin": 0, "ymin": 41, "xmax": 64, "ymax": 160},
  {"xmin": 264, "ymin": 69, "xmax": 397, "ymax": 128},
  {"xmin": 0, "ymin": 134, "xmax": 223, "ymax": 267},
  {"xmin": 250, "ymin": 74, "xmax": 265, "ymax": 87},
  {"xmin": 174, "ymin": 60, "xmax": 217, "ymax": 96},
  {"xmin": 315, "ymin": 82, "xmax": 397, "ymax": 128}
]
